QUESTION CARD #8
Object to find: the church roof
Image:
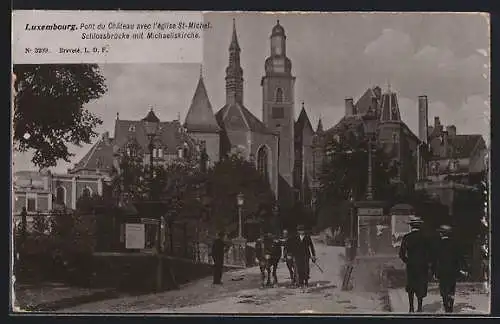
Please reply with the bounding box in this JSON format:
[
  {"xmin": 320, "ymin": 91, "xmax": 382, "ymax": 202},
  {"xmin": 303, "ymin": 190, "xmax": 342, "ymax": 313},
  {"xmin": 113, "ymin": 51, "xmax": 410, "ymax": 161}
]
[
  {"xmin": 295, "ymin": 104, "xmax": 313, "ymax": 134},
  {"xmin": 184, "ymin": 74, "xmax": 221, "ymax": 133},
  {"xmin": 216, "ymin": 103, "xmax": 276, "ymax": 135}
]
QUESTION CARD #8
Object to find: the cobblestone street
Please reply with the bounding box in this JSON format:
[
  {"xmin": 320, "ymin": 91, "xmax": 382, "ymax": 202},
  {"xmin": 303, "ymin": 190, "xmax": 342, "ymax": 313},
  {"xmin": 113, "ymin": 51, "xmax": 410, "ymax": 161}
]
[
  {"xmin": 62, "ymin": 238, "xmax": 387, "ymax": 313},
  {"xmin": 58, "ymin": 238, "xmax": 488, "ymax": 314}
]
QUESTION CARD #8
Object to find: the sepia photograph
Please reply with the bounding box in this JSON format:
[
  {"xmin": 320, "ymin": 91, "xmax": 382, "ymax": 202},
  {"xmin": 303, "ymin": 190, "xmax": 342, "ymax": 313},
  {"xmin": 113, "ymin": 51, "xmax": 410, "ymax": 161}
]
[{"xmin": 11, "ymin": 12, "xmax": 490, "ymax": 314}]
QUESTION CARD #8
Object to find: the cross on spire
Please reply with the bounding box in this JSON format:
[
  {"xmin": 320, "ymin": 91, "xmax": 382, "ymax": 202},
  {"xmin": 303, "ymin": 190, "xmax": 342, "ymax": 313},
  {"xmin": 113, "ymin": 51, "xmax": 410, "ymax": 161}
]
[{"xmin": 199, "ymin": 64, "xmax": 203, "ymax": 78}]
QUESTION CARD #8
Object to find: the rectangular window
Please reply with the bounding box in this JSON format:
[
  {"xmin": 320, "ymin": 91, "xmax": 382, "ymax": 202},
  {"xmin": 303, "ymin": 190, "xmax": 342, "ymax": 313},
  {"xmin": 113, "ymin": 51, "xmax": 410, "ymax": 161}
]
[
  {"xmin": 272, "ymin": 107, "xmax": 284, "ymax": 119},
  {"xmin": 27, "ymin": 197, "xmax": 36, "ymax": 212}
]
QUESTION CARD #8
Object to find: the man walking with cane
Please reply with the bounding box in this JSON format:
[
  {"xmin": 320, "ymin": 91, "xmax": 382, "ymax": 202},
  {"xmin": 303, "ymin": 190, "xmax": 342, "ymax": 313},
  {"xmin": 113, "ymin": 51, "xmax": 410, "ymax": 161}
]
[
  {"xmin": 294, "ymin": 225, "xmax": 316, "ymax": 288},
  {"xmin": 399, "ymin": 216, "xmax": 431, "ymax": 312}
]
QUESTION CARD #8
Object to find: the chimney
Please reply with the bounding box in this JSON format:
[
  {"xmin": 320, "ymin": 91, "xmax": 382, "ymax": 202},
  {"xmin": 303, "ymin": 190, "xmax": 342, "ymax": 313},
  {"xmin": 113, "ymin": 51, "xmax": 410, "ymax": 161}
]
[
  {"xmin": 345, "ymin": 98, "xmax": 355, "ymax": 116},
  {"xmin": 418, "ymin": 96, "xmax": 429, "ymax": 143},
  {"xmin": 446, "ymin": 125, "xmax": 456, "ymax": 137},
  {"xmin": 434, "ymin": 116, "xmax": 441, "ymax": 127}
]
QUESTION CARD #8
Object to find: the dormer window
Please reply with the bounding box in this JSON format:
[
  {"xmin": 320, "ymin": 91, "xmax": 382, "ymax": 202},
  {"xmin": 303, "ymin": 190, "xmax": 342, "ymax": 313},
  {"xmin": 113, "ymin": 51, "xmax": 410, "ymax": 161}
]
[
  {"xmin": 128, "ymin": 125, "xmax": 136, "ymax": 132},
  {"xmin": 158, "ymin": 148, "xmax": 163, "ymax": 158},
  {"xmin": 178, "ymin": 147, "xmax": 184, "ymax": 158}
]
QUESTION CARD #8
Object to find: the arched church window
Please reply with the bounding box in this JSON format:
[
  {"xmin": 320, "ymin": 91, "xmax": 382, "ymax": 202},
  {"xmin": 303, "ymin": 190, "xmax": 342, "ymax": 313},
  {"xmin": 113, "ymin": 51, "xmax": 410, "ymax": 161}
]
[
  {"xmin": 275, "ymin": 88, "xmax": 284, "ymax": 103},
  {"xmin": 56, "ymin": 186, "xmax": 65, "ymax": 205},
  {"xmin": 257, "ymin": 146, "xmax": 269, "ymax": 183}
]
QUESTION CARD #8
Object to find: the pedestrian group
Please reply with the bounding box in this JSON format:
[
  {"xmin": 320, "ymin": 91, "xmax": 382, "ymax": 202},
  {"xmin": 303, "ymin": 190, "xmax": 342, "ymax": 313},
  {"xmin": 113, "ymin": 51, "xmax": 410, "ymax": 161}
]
[
  {"xmin": 399, "ymin": 216, "xmax": 468, "ymax": 313},
  {"xmin": 211, "ymin": 224, "xmax": 317, "ymax": 289}
]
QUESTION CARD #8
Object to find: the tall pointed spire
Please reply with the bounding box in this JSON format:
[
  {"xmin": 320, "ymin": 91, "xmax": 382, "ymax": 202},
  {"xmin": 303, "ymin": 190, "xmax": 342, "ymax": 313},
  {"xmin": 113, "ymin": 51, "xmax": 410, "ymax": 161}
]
[
  {"xmin": 296, "ymin": 102, "xmax": 313, "ymax": 132},
  {"xmin": 185, "ymin": 72, "xmax": 220, "ymax": 133},
  {"xmin": 225, "ymin": 18, "xmax": 243, "ymax": 105},
  {"xmin": 316, "ymin": 116, "xmax": 324, "ymax": 134},
  {"xmin": 229, "ymin": 18, "xmax": 240, "ymax": 51}
]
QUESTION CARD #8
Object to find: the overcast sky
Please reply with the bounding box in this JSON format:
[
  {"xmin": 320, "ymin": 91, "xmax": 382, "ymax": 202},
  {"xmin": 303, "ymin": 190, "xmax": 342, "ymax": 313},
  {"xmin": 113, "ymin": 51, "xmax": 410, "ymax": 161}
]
[{"xmin": 14, "ymin": 12, "xmax": 490, "ymax": 173}]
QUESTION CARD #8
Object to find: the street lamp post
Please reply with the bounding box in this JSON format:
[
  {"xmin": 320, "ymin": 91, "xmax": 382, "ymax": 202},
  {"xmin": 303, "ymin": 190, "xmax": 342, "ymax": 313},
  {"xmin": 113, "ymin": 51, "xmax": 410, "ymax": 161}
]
[
  {"xmin": 237, "ymin": 193, "xmax": 244, "ymax": 238},
  {"xmin": 362, "ymin": 110, "xmax": 378, "ymax": 201},
  {"xmin": 142, "ymin": 107, "xmax": 162, "ymax": 290}
]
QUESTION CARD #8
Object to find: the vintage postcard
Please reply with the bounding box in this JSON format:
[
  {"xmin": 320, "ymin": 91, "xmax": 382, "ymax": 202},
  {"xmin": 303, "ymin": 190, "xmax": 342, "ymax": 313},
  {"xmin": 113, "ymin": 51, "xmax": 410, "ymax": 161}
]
[{"xmin": 11, "ymin": 11, "xmax": 490, "ymax": 315}]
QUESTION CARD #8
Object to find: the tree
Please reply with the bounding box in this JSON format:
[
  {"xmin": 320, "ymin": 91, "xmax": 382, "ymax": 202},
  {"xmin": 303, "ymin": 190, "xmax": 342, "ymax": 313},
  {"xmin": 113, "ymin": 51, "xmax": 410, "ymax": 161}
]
[
  {"xmin": 13, "ymin": 64, "xmax": 107, "ymax": 169},
  {"xmin": 317, "ymin": 124, "xmax": 398, "ymax": 230},
  {"xmin": 205, "ymin": 153, "xmax": 276, "ymax": 235}
]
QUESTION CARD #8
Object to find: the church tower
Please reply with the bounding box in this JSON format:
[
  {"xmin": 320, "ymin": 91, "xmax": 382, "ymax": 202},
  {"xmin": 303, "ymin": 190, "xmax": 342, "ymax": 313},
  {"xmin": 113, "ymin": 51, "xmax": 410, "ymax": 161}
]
[
  {"xmin": 262, "ymin": 20, "xmax": 296, "ymax": 199},
  {"xmin": 226, "ymin": 19, "xmax": 243, "ymax": 105}
]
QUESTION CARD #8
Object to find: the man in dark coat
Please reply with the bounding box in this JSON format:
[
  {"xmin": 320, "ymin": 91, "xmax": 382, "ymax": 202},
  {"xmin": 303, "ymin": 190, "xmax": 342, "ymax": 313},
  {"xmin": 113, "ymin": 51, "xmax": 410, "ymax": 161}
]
[
  {"xmin": 399, "ymin": 216, "xmax": 430, "ymax": 312},
  {"xmin": 294, "ymin": 225, "xmax": 316, "ymax": 288},
  {"xmin": 211, "ymin": 231, "xmax": 227, "ymax": 285},
  {"xmin": 432, "ymin": 224, "xmax": 468, "ymax": 313},
  {"xmin": 279, "ymin": 229, "xmax": 296, "ymax": 286}
]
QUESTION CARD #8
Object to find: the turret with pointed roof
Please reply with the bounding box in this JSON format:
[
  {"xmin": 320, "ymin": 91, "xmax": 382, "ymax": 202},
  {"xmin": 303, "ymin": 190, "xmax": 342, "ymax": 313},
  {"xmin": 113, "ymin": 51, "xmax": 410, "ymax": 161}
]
[
  {"xmin": 184, "ymin": 68, "xmax": 220, "ymax": 133},
  {"xmin": 380, "ymin": 84, "xmax": 401, "ymax": 122},
  {"xmin": 295, "ymin": 102, "xmax": 313, "ymax": 135},
  {"xmin": 316, "ymin": 117, "xmax": 324, "ymax": 134}
]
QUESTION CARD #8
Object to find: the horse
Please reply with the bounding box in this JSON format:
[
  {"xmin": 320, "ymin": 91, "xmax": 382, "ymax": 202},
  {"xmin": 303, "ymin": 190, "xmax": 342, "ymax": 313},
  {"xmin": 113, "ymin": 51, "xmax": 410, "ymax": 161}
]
[{"xmin": 256, "ymin": 235, "xmax": 282, "ymax": 287}]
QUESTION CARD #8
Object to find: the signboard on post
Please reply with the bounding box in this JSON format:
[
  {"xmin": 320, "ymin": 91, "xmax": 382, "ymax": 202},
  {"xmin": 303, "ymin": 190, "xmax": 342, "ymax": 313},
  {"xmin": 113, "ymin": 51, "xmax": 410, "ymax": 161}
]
[{"xmin": 125, "ymin": 223, "xmax": 145, "ymax": 249}]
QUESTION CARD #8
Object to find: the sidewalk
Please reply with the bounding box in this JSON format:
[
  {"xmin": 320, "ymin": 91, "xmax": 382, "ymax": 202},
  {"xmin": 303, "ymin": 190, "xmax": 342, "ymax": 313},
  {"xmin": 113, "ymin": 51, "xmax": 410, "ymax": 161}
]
[
  {"xmin": 13, "ymin": 282, "xmax": 119, "ymax": 312},
  {"xmin": 388, "ymin": 283, "xmax": 490, "ymax": 314}
]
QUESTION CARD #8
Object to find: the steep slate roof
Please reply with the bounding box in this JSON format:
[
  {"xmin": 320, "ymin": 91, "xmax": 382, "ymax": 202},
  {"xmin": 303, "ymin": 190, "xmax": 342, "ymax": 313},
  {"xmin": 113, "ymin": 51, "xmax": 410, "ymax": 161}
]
[
  {"xmin": 380, "ymin": 90, "xmax": 402, "ymax": 122},
  {"xmin": 72, "ymin": 133, "xmax": 114, "ymax": 172},
  {"xmin": 72, "ymin": 110, "xmax": 195, "ymax": 173},
  {"xmin": 295, "ymin": 104, "xmax": 314, "ymax": 135},
  {"xmin": 114, "ymin": 119, "xmax": 192, "ymax": 154},
  {"xmin": 184, "ymin": 74, "xmax": 221, "ymax": 133},
  {"xmin": 355, "ymin": 86, "xmax": 381, "ymax": 115},
  {"xmin": 216, "ymin": 103, "xmax": 276, "ymax": 135},
  {"xmin": 432, "ymin": 134, "xmax": 485, "ymax": 159}
]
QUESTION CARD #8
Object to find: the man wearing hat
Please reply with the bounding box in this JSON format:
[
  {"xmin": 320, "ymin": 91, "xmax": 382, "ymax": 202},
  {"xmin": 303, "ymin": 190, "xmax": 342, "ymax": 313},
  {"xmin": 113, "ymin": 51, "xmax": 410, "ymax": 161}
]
[
  {"xmin": 293, "ymin": 225, "xmax": 316, "ymax": 288},
  {"xmin": 211, "ymin": 231, "xmax": 227, "ymax": 285},
  {"xmin": 432, "ymin": 224, "xmax": 468, "ymax": 313},
  {"xmin": 399, "ymin": 216, "xmax": 431, "ymax": 312}
]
